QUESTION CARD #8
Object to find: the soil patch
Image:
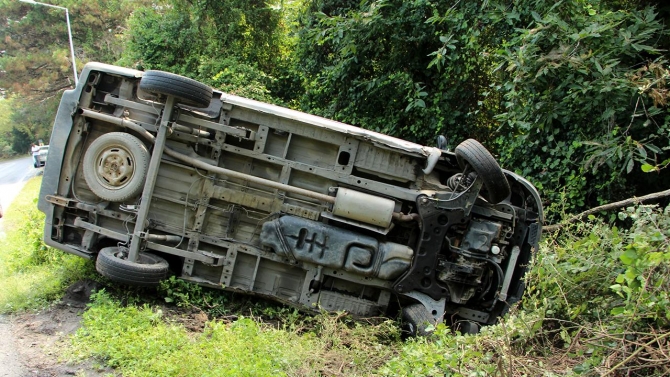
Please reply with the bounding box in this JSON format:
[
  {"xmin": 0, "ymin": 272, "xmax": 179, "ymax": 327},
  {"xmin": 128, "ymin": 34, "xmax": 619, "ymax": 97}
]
[{"xmin": 3, "ymin": 280, "xmax": 117, "ymax": 377}]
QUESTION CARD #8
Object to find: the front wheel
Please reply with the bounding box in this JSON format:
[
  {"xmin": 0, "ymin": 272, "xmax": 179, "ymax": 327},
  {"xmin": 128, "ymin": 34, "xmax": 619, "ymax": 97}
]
[
  {"xmin": 455, "ymin": 139, "xmax": 511, "ymax": 204},
  {"xmin": 401, "ymin": 304, "xmax": 435, "ymax": 337},
  {"xmin": 96, "ymin": 247, "xmax": 169, "ymax": 287}
]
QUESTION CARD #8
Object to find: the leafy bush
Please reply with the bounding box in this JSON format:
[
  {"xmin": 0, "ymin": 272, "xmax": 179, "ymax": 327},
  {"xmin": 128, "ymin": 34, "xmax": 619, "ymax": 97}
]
[
  {"xmin": 118, "ymin": 7, "xmax": 200, "ymax": 76},
  {"xmin": 609, "ymin": 206, "xmax": 670, "ymax": 327},
  {"xmin": 526, "ymin": 205, "xmax": 670, "ymax": 328},
  {"xmin": 493, "ymin": 1, "xmax": 670, "ymax": 217},
  {"xmin": 203, "ymin": 57, "xmax": 279, "ymax": 103},
  {"xmin": 295, "ymin": 0, "xmax": 670, "ymax": 220},
  {"xmin": 520, "ymin": 204, "xmax": 670, "ymax": 375},
  {"xmin": 296, "ymin": 0, "xmax": 501, "ymax": 145},
  {"xmin": 118, "ymin": 1, "xmax": 293, "ymax": 104}
]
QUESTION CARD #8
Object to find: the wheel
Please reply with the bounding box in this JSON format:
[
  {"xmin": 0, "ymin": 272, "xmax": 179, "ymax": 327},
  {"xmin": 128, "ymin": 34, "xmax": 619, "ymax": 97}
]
[
  {"xmin": 83, "ymin": 132, "xmax": 150, "ymax": 202},
  {"xmin": 96, "ymin": 247, "xmax": 169, "ymax": 287},
  {"xmin": 402, "ymin": 304, "xmax": 435, "ymax": 337},
  {"xmin": 455, "ymin": 139, "xmax": 511, "ymax": 204},
  {"xmin": 140, "ymin": 70, "xmax": 213, "ymax": 108}
]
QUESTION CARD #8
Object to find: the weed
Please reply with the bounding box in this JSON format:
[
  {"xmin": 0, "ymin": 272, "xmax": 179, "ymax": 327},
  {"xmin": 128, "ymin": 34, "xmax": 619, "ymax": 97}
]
[
  {"xmin": 6, "ymin": 178, "xmax": 668, "ymax": 376},
  {"xmin": 69, "ymin": 290, "xmax": 399, "ymax": 377},
  {"xmin": 158, "ymin": 276, "xmax": 229, "ymax": 317},
  {"xmin": 0, "ymin": 177, "xmax": 95, "ymax": 313}
]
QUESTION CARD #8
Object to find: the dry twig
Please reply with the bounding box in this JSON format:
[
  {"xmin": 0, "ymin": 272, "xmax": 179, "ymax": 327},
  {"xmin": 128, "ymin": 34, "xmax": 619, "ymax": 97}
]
[{"xmin": 544, "ymin": 189, "xmax": 670, "ymax": 232}]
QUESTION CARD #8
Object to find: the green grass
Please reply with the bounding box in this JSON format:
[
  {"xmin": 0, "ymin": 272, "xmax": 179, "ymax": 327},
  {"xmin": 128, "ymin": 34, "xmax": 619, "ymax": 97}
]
[
  {"xmin": 0, "ymin": 177, "xmax": 94, "ymax": 313},
  {"xmin": 68, "ymin": 290, "xmax": 401, "ymax": 377},
  {"xmin": 3, "ymin": 177, "xmax": 668, "ymax": 375}
]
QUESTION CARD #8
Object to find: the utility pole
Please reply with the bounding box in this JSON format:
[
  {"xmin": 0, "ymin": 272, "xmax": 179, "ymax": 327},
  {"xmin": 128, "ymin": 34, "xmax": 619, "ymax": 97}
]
[{"xmin": 19, "ymin": 0, "xmax": 78, "ymax": 86}]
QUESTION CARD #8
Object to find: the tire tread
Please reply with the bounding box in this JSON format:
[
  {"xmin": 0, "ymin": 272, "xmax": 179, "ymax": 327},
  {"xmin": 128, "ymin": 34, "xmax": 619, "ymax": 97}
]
[
  {"xmin": 455, "ymin": 139, "xmax": 511, "ymax": 204},
  {"xmin": 140, "ymin": 71, "xmax": 212, "ymax": 108},
  {"xmin": 96, "ymin": 247, "xmax": 169, "ymax": 287}
]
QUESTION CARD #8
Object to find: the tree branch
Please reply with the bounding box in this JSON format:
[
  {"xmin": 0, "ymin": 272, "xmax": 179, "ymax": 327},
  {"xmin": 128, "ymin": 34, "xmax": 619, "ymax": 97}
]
[{"xmin": 544, "ymin": 189, "xmax": 670, "ymax": 232}]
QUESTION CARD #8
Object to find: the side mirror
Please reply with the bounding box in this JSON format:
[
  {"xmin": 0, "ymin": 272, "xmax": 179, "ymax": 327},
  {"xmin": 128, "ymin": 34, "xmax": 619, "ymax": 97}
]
[{"xmin": 437, "ymin": 135, "xmax": 448, "ymax": 151}]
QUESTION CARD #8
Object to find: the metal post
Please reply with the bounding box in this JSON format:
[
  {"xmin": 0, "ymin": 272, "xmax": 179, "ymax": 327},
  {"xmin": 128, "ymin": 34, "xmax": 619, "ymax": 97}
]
[
  {"xmin": 127, "ymin": 96, "xmax": 176, "ymax": 262},
  {"xmin": 19, "ymin": 0, "xmax": 78, "ymax": 86},
  {"xmin": 64, "ymin": 8, "xmax": 78, "ymax": 86}
]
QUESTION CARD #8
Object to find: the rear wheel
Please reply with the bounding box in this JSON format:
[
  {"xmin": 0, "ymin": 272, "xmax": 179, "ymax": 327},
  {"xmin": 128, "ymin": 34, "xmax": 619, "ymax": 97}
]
[
  {"xmin": 455, "ymin": 139, "xmax": 510, "ymax": 204},
  {"xmin": 96, "ymin": 247, "xmax": 169, "ymax": 287},
  {"xmin": 140, "ymin": 70, "xmax": 213, "ymax": 108}
]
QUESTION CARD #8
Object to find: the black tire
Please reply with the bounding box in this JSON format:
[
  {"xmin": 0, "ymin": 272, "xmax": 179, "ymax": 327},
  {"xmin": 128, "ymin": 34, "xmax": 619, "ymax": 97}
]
[
  {"xmin": 96, "ymin": 247, "xmax": 169, "ymax": 287},
  {"xmin": 455, "ymin": 139, "xmax": 511, "ymax": 204},
  {"xmin": 83, "ymin": 132, "xmax": 150, "ymax": 202},
  {"xmin": 402, "ymin": 304, "xmax": 435, "ymax": 337},
  {"xmin": 140, "ymin": 70, "xmax": 213, "ymax": 108}
]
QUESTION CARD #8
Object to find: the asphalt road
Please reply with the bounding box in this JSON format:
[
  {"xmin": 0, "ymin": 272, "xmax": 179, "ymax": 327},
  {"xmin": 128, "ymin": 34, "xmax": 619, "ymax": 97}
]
[
  {"xmin": 0, "ymin": 156, "xmax": 41, "ymax": 216},
  {"xmin": 0, "ymin": 316, "xmax": 23, "ymax": 377}
]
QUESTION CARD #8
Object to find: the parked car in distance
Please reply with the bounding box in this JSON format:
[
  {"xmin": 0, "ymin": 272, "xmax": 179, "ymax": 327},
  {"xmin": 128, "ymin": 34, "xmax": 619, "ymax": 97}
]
[
  {"xmin": 38, "ymin": 63, "xmax": 543, "ymax": 336},
  {"xmin": 33, "ymin": 145, "xmax": 49, "ymax": 168}
]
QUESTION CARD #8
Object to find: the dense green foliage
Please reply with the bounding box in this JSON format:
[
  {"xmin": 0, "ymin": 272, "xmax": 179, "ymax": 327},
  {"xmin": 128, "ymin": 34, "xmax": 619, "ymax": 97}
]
[
  {"xmin": 493, "ymin": 1, "xmax": 670, "ymax": 214},
  {"xmin": 2, "ymin": 0, "xmax": 668, "ymax": 214},
  {"xmin": 118, "ymin": 0, "xmax": 294, "ymax": 104},
  {"xmin": 0, "ymin": 0, "xmax": 148, "ymax": 97},
  {"xmin": 527, "ymin": 206, "xmax": 670, "ymax": 328},
  {"xmin": 0, "ymin": 0, "xmax": 152, "ymax": 156},
  {"xmin": 292, "ymin": 0, "xmax": 670, "ymax": 217},
  {"xmin": 294, "ymin": 0, "xmax": 512, "ymax": 144},
  {"xmin": 520, "ymin": 205, "xmax": 670, "ymax": 375}
]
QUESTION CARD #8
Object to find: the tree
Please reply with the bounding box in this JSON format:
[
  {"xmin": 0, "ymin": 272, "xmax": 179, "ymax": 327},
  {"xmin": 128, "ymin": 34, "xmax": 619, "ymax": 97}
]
[
  {"xmin": 294, "ymin": 0, "xmax": 508, "ymax": 146},
  {"xmin": 119, "ymin": 0, "xmax": 292, "ymax": 103},
  {"xmin": 0, "ymin": 0, "xmax": 77, "ymax": 99},
  {"xmin": 0, "ymin": 97, "xmax": 17, "ymax": 157},
  {"xmin": 0, "ymin": 0, "xmax": 147, "ymax": 154},
  {"xmin": 0, "ymin": 0, "xmax": 145, "ymax": 99},
  {"xmin": 492, "ymin": 0, "xmax": 670, "ymax": 215}
]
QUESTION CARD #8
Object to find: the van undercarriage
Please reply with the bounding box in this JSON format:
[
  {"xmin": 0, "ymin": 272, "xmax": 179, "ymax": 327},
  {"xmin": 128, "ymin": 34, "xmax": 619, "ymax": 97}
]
[{"xmin": 39, "ymin": 63, "xmax": 542, "ymax": 335}]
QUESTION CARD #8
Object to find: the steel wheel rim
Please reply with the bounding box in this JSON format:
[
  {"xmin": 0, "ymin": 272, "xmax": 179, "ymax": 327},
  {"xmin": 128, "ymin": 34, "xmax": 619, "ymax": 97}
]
[{"xmin": 94, "ymin": 145, "xmax": 136, "ymax": 190}]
